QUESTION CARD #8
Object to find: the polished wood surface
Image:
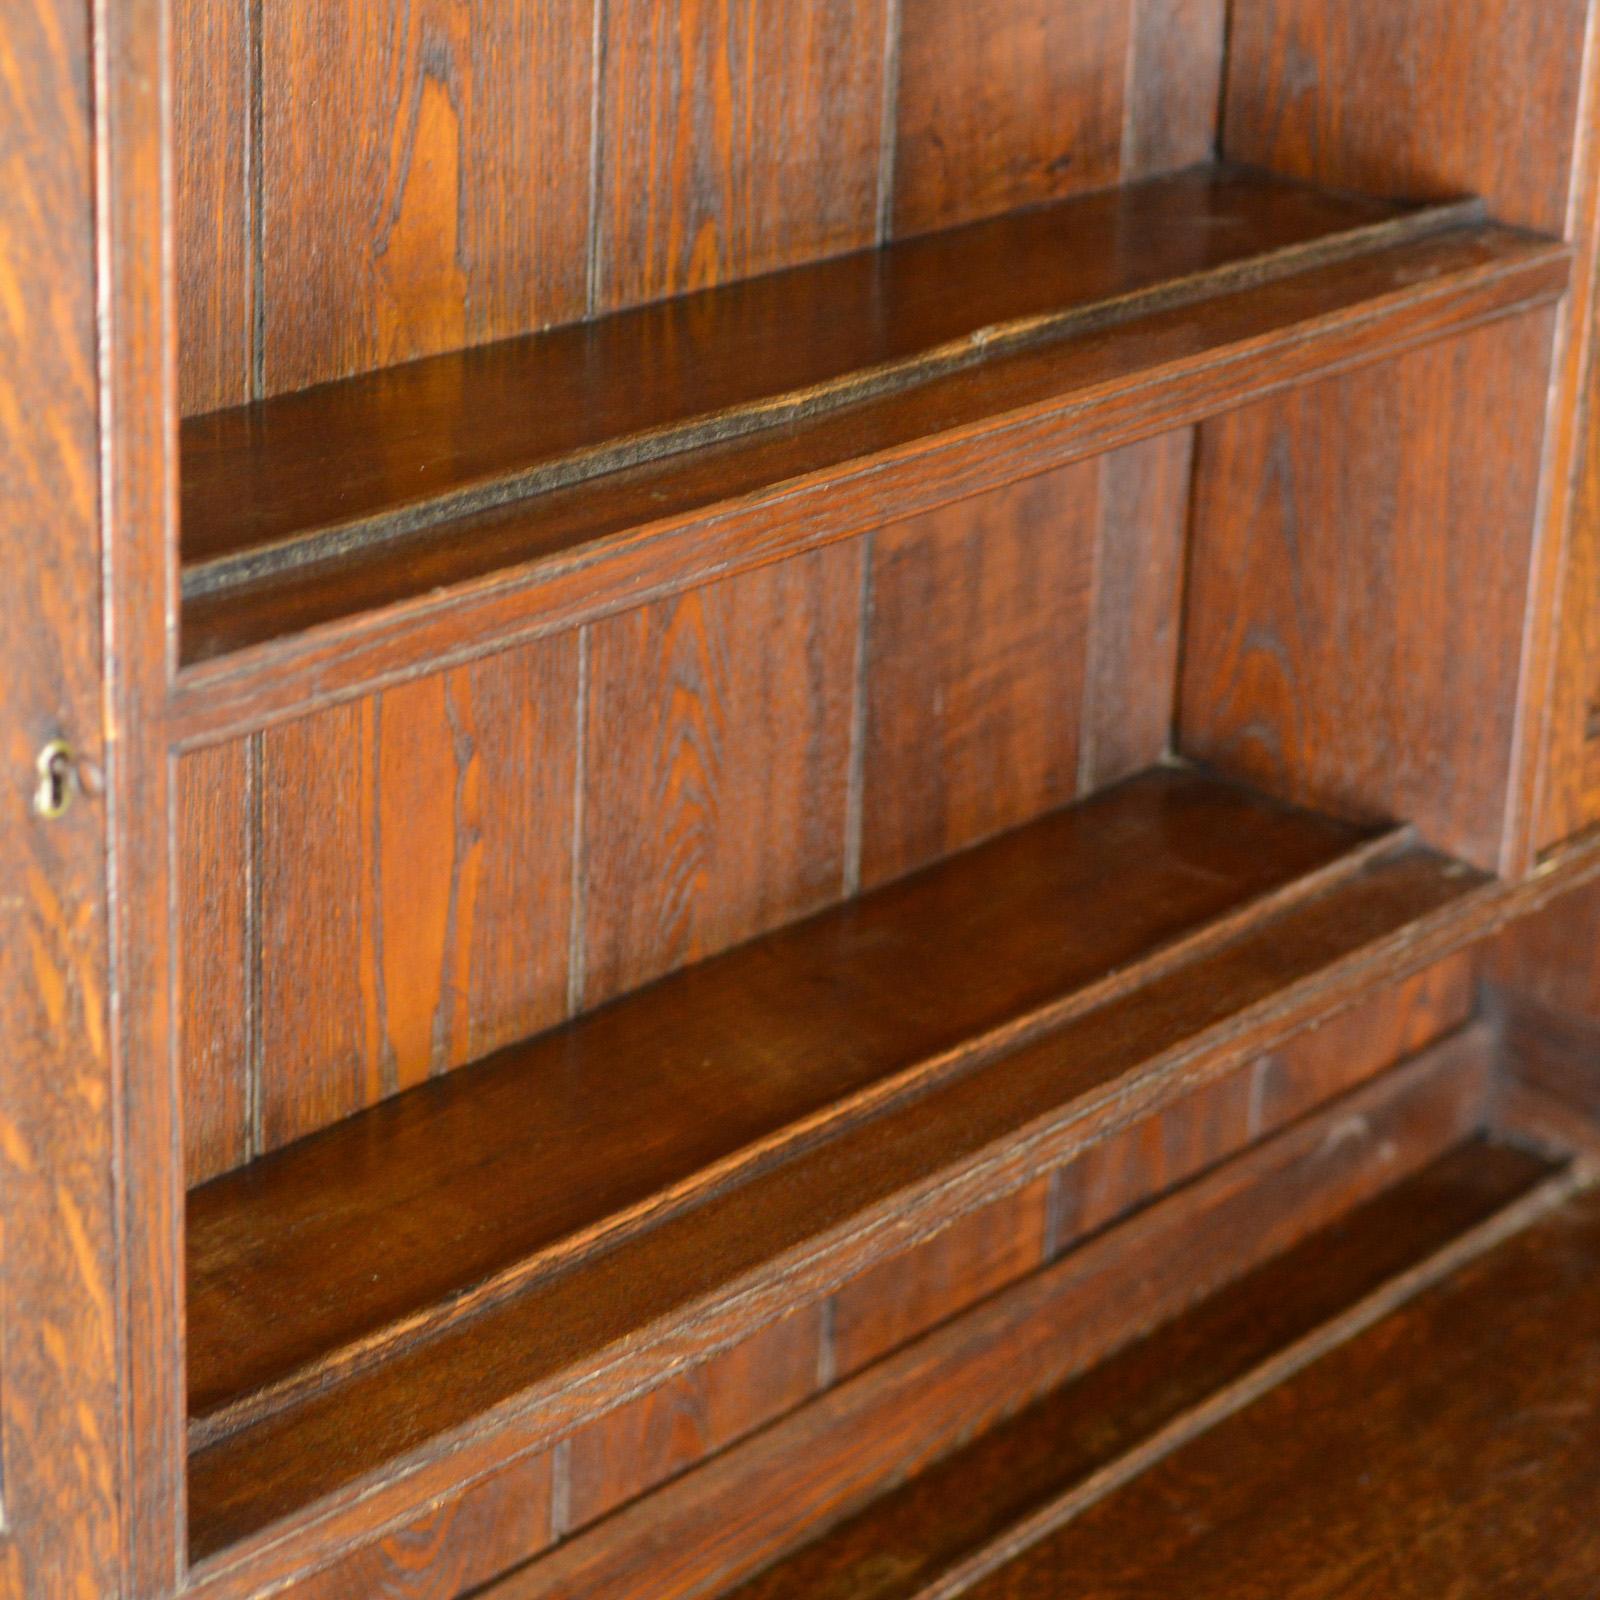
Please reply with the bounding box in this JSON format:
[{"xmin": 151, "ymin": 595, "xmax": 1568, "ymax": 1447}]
[
  {"xmin": 188, "ymin": 767, "xmax": 1373, "ymax": 1430},
  {"xmin": 179, "ymin": 166, "xmax": 1459, "ymax": 589}
]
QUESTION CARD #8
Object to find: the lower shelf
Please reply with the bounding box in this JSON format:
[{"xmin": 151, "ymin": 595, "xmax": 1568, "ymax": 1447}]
[
  {"xmin": 185, "ymin": 761, "xmax": 1542, "ymax": 1573},
  {"xmin": 476, "ymin": 1126, "xmax": 1579, "ymax": 1600}
]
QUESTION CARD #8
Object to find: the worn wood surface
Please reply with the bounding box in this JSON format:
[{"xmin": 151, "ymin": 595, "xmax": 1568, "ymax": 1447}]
[
  {"xmin": 181, "ymin": 166, "xmax": 1445, "ymax": 588},
  {"xmin": 1181, "ymin": 315, "xmax": 1558, "ymax": 875},
  {"xmin": 722, "ymin": 1141, "xmax": 1558, "ymax": 1600},
  {"xmin": 180, "ymin": 834, "xmax": 1504, "ymax": 1580},
  {"xmin": 173, "ymin": 220, "xmax": 1565, "ymax": 731},
  {"xmin": 831, "ymin": 1180, "xmax": 1053, "ymax": 1380},
  {"xmin": 565, "ymin": 1309, "xmax": 824, "ymax": 1533},
  {"xmin": 981, "ymin": 1175, "xmax": 1600, "ymax": 1598},
  {"xmin": 189, "ymin": 767, "xmax": 1372, "ymax": 1429},
  {"xmin": 471, "ymin": 1058, "xmax": 1510, "ymax": 1600}
]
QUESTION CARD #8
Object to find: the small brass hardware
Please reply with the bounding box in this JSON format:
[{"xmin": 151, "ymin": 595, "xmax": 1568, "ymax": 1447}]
[{"xmin": 34, "ymin": 740, "xmax": 79, "ymax": 819}]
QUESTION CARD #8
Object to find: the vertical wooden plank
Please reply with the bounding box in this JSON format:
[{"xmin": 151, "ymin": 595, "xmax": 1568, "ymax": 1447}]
[
  {"xmin": 1541, "ymin": 331, "xmax": 1600, "ymax": 848},
  {"xmin": 292, "ymin": 1450, "xmax": 554, "ymax": 1599},
  {"xmin": 595, "ymin": 0, "xmax": 887, "ymax": 314},
  {"xmin": 1051, "ymin": 1069, "xmax": 1256, "ymax": 1247},
  {"xmin": 173, "ymin": 0, "xmax": 252, "ymax": 412},
  {"xmin": 0, "ymin": 0, "xmax": 125, "ymax": 1584},
  {"xmin": 178, "ymin": 740, "xmax": 254, "ymax": 1183},
  {"xmin": 830, "ymin": 1179, "xmax": 1052, "ymax": 1379},
  {"xmin": 565, "ymin": 1310, "xmax": 824, "ymax": 1532},
  {"xmin": 1179, "ymin": 318, "xmax": 1558, "ymax": 875},
  {"xmin": 1253, "ymin": 955, "xmax": 1477, "ymax": 1132},
  {"xmin": 1123, "ymin": 0, "xmax": 1227, "ymax": 178},
  {"xmin": 1079, "ymin": 432, "xmax": 1193, "ymax": 790},
  {"xmin": 891, "ymin": 0, "xmax": 1131, "ymax": 237},
  {"xmin": 859, "ymin": 464, "xmax": 1100, "ymax": 890},
  {"xmin": 1224, "ymin": 0, "xmax": 1591, "ymax": 234},
  {"xmin": 259, "ymin": 638, "xmax": 577, "ymax": 1151},
  {"xmin": 260, "ymin": 0, "xmax": 594, "ymax": 394},
  {"xmin": 581, "ymin": 548, "xmax": 861, "ymax": 1008}
]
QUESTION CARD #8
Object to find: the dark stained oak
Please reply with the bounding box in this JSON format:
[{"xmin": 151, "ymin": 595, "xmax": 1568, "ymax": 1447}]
[
  {"xmin": 581, "ymin": 549, "xmax": 861, "ymax": 1006},
  {"xmin": 719, "ymin": 1141, "xmax": 1560, "ymax": 1600},
  {"xmin": 830, "ymin": 1179, "xmax": 1053, "ymax": 1379},
  {"xmin": 182, "ymin": 166, "xmax": 1461, "ymax": 590},
  {"xmin": 257, "ymin": 0, "xmax": 593, "ymax": 396},
  {"xmin": 173, "ymin": 214, "xmax": 1567, "ymax": 732},
  {"xmin": 1180, "ymin": 314, "xmax": 1558, "ymax": 875},
  {"xmin": 972, "ymin": 1175, "xmax": 1600, "ymax": 1599},
  {"xmin": 565, "ymin": 1308, "xmax": 824, "ymax": 1533},
  {"xmin": 471, "ymin": 1059, "xmax": 1526, "ymax": 1600},
  {"xmin": 595, "ymin": 0, "xmax": 886, "ymax": 314},
  {"xmin": 181, "ymin": 830, "xmax": 1516, "ymax": 1578},
  {"xmin": 189, "ymin": 766, "xmax": 1377, "ymax": 1431}
]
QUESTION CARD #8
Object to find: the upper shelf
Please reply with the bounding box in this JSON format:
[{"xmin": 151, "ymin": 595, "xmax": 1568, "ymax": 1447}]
[{"xmin": 174, "ymin": 164, "xmax": 1570, "ymax": 738}]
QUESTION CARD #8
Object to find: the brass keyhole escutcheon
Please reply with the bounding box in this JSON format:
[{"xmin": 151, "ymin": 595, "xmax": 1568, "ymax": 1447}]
[{"xmin": 34, "ymin": 740, "xmax": 78, "ymax": 819}]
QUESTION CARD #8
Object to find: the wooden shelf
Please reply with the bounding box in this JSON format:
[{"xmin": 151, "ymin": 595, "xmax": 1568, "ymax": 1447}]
[
  {"xmin": 172, "ymin": 165, "xmax": 1569, "ymax": 743},
  {"xmin": 706, "ymin": 1139, "xmax": 1570, "ymax": 1600},
  {"xmin": 185, "ymin": 762, "xmax": 1549, "ymax": 1575}
]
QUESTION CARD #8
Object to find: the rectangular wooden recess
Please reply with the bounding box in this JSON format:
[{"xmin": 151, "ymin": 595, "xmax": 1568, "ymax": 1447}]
[
  {"xmin": 174, "ymin": 163, "xmax": 1568, "ymax": 717},
  {"xmin": 183, "ymin": 762, "xmax": 1568, "ymax": 1569}
]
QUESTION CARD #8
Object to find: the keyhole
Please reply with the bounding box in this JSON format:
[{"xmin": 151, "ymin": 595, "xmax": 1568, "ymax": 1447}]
[{"xmin": 34, "ymin": 740, "xmax": 78, "ymax": 819}]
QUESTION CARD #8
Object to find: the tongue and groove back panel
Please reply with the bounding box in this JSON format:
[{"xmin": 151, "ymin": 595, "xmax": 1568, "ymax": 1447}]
[
  {"xmin": 172, "ymin": 0, "xmax": 1600, "ymax": 1185},
  {"xmin": 172, "ymin": 0, "xmax": 1226, "ymax": 1183}
]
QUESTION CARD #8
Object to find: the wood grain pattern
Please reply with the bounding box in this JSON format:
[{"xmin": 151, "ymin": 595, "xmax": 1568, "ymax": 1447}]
[
  {"xmin": 1541, "ymin": 321, "xmax": 1600, "ymax": 849},
  {"xmin": 566, "ymin": 1309, "xmax": 824, "ymax": 1532},
  {"xmin": 179, "ymin": 739, "xmax": 255, "ymax": 1181},
  {"xmin": 472, "ymin": 1057, "xmax": 1508, "ymax": 1600},
  {"xmin": 722, "ymin": 1142, "xmax": 1556, "ymax": 1600},
  {"xmin": 892, "ymin": 0, "xmax": 1131, "ymax": 237},
  {"xmin": 258, "ymin": 0, "xmax": 593, "ymax": 395},
  {"xmin": 1123, "ymin": 0, "xmax": 1228, "ymax": 178},
  {"xmin": 174, "ymin": 220, "xmax": 1568, "ymax": 707},
  {"xmin": 1079, "ymin": 431, "xmax": 1194, "ymax": 789},
  {"xmin": 173, "ymin": 0, "xmax": 252, "ymax": 412},
  {"xmin": 1224, "ymin": 0, "xmax": 1593, "ymax": 236},
  {"xmin": 181, "ymin": 833, "xmax": 1495, "ymax": 1573},
  {"xmin": 1052, "ymin": 1069, "xmax": 1256, "ymax": 1246},
  {"xmin": 193, "ymin": 767, "xmax": 1370, "ymax": 1433},
  {"xmin": 982, "ymin": 1179, "xmax": 1600, "ymax": 1599},
  {"xmin": 594, "ymin": 0, "xmax": 886, "ymax": 314},
  {"xmin": 1180, "ymin": 316, "xmax": 1558, "ymax": 874},
  {"xmin": 257, "ymin": 635, "xmax": 577, "ymax": 1149},
  {"xmin": 1253, "ymin": 952, "xmax": 1476, "ymax": 1131},
  {"xmin": 292, "ymin": 1449, "xmax": 553, "ymax": 1600},
  {"xmin": 830, "ymin": 1180, "xmax": 1052, "ymax": 1378},
  {"xmin": 581, "ymin": 548, "xmax": 861, "ymax": 1006},
  {"xmin": 183, "ymin": 168, "xmax": 1453, "ymax": 589},
  {"xmin": 859, "ymin": 465, "xmax": 1098, "ymax": 887}
]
